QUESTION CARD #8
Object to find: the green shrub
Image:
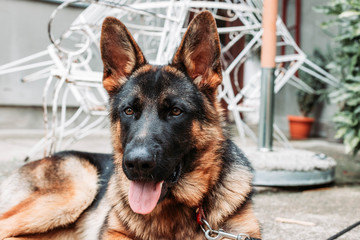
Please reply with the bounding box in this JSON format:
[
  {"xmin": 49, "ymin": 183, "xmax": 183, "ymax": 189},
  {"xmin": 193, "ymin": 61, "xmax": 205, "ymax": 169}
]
[{"xmin": 315, "ymin": 0, "xmax": 360, "ymax": 155}]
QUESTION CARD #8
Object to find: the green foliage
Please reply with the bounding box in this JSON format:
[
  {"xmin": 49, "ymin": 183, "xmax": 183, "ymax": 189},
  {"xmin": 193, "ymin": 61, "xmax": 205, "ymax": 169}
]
[
  {"xmin": 315, "ymin": 0, "xmax": 360, "ymax": 155},
  {"xmin": 297, "ymin": 50, "xmax": 327, "ymax": 117}
]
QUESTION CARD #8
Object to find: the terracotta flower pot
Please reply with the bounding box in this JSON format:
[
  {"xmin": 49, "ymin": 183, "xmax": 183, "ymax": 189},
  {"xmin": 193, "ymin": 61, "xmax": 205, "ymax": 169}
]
[{"xmin": 288, "ymin": 115, "xmax": 315, "ymax": 140}]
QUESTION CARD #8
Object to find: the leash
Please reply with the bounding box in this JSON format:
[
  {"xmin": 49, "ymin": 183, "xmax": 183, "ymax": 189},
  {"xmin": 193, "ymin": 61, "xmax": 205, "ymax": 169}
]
[
  {"xmin": 327, "ymin": 220, "xmax": 360, "ymax": 240},
  {"xmin": 196, "ymin": 206, "xmax": 261, "ymax": 240}
]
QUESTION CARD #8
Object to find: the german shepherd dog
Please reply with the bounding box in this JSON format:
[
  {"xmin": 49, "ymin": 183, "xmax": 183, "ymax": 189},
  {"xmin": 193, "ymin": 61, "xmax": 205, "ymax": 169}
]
[{"xmin": 0, "ymin": 11, "xmax": 261, "ymax": 240}]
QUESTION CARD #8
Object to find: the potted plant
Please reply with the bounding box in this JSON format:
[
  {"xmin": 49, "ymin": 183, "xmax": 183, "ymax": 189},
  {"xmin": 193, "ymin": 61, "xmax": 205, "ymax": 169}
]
[
  {"xmin": 315, "ymin": 0, "xmax": 360, "ymax": 155},
  {"xmin": 288, "ymin": 50, "xmax": 327, "ymax": 139}
]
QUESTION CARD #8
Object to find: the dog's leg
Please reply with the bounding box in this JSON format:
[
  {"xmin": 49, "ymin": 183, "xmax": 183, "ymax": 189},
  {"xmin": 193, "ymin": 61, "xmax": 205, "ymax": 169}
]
[
  {"xmin": 0, "ymin": 156, "xmax": 98, "ymax": 239},
  {"xmin": 3, "ymin": 227, "xmax": 75, "ymax": 240},
  {"xmin": 3, "ymin": 227, "xmax": 76, "ymax": 240}
]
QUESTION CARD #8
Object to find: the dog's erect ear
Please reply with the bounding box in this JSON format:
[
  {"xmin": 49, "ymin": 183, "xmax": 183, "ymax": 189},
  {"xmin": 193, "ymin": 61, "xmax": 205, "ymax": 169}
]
[
  {"xmin": 172, "ymin": 11, "xmax": 222, "ymax": 94},
  {"xmin": 100, "ymin": 17, "xmax": 146, "ymax": 94}
]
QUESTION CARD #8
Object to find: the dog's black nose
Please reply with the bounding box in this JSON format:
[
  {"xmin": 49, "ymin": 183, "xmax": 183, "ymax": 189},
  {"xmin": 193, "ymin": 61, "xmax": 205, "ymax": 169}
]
[{"xmin": 124, "ymin": 147, "xmax": 156, "ymax": 176}]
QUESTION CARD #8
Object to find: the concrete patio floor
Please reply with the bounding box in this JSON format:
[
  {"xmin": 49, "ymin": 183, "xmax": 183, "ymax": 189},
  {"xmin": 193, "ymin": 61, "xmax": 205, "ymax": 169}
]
[{"xmin": 0, "ymin": 130, "xmax": 359, "ymax": 239}]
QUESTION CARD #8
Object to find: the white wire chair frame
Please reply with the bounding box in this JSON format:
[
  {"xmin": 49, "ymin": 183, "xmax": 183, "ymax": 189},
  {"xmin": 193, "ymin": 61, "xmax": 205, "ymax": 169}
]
[
  {"xmin": 0, "ymin": 0, "xmax": 339, "ymax": 160},
  {"xmin": 0, "ymin": 0, "xmax": 194, "ymax": 160},
  {"xmin": 216, "ymin": 0, "xmax": 339, "ymax": 147}
]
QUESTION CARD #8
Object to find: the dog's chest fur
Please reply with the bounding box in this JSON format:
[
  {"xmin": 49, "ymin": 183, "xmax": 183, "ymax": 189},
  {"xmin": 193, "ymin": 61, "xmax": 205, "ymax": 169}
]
[{"xmin": 100, "ymin": 157, "xmax": 253, "ymax": 240}]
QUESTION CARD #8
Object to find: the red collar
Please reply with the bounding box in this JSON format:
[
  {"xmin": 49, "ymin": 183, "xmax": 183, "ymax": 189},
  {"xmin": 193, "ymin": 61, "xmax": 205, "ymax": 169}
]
[{"xmin": 196, "ymin": 205, "xmax": 206, "ymax": 225}]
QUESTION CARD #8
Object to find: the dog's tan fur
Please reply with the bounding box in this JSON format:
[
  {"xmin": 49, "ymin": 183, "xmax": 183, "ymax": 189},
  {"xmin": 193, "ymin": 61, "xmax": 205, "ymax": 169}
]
[
  {"xmin": 0, "ymin": 157, "xmax": 98, "ymax": 239},
  {"xmin": 0, "ymin": 11, "xmax": 261, "ymax": 240}
]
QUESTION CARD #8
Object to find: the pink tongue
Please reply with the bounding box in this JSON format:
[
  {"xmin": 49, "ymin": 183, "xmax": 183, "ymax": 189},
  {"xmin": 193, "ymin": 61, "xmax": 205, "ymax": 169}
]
[{"xmin": 128, "ymin": 180, "xmax": 163, "ymax": 215}]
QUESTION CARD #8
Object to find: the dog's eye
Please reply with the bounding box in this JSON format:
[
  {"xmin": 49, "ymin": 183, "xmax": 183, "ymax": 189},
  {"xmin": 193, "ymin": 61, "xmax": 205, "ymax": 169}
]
[
  {"xmin": 124, "ymin": 107, "xmax": 134, "ymax": 115},
  {"xmin": 170, "ymin": 107, "xmax": 182, "ymax": 116}
]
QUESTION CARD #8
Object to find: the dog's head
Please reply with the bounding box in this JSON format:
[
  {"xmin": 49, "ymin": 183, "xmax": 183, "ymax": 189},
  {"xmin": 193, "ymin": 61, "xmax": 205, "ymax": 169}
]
[{"xmin": 101, "ymin": 11, "xmax": 223, "ymax": 215}]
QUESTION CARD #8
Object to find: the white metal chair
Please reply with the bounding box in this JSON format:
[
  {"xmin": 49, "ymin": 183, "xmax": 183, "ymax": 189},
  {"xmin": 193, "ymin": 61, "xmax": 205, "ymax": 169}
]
[
  {"xmin": 214, "ymin": 0, "xmax": 339, "ymax": 146},
  {"xmin": 0, "ymin": 0, "xmax": 338, "ymax": 160}
]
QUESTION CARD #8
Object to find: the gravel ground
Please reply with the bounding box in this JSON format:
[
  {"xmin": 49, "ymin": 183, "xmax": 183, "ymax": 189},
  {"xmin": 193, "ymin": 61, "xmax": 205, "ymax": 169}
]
[{"xmin": 253, "ymin": 186, "xmax": 360, "ymax": 239}]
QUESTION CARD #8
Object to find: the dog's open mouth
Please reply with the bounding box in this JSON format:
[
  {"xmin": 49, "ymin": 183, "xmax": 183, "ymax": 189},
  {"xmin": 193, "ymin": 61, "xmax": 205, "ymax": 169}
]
[{"xmin": 128, "ymin": 163, "xmax": 182, "ymax": 215}]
